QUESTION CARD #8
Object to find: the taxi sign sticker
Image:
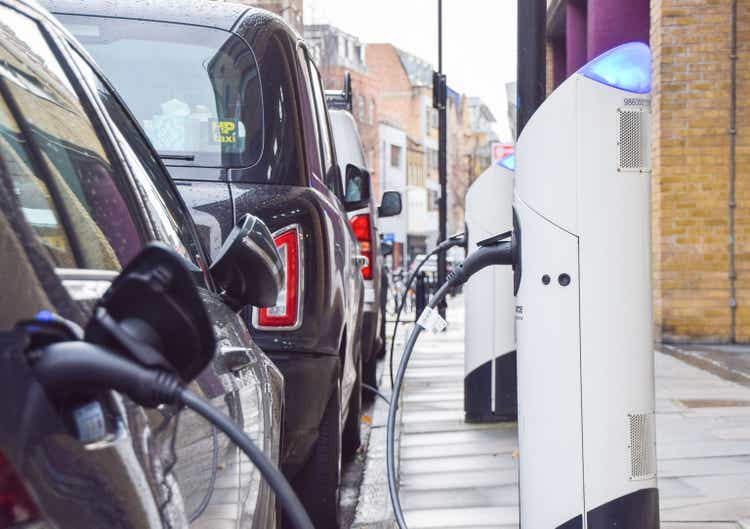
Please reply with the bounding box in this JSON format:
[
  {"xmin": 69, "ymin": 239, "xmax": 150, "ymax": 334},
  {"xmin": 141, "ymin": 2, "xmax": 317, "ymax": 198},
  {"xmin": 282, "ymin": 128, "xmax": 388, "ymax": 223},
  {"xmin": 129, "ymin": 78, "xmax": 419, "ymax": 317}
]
[{"xmin": 212, "ymin": 120, "xmax": 238, "ymax": 144}]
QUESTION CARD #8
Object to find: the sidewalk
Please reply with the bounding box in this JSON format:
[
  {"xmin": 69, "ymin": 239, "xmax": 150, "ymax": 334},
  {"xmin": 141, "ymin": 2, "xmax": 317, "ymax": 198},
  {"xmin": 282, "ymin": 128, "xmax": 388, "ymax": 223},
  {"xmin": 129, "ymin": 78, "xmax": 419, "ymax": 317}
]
[{"xmin": 352, "ymin": 298, "xmax": 750, "ymax": 528}]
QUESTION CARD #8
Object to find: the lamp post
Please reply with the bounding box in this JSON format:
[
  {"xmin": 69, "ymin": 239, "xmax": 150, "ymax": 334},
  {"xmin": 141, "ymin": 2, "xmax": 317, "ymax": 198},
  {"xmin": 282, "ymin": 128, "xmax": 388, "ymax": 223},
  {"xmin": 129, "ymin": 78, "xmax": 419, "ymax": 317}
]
[{"xmin": 435, "ymin": 0, "xmax": 448, "ymax": 319}]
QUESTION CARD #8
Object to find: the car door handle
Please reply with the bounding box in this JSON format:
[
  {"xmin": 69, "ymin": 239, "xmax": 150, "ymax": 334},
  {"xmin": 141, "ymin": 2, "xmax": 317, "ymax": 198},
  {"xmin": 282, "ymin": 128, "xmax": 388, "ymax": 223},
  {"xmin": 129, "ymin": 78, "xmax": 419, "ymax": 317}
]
[{"xmin": 219, "ymin": 346, "xmax": 255, "ymax": 373}]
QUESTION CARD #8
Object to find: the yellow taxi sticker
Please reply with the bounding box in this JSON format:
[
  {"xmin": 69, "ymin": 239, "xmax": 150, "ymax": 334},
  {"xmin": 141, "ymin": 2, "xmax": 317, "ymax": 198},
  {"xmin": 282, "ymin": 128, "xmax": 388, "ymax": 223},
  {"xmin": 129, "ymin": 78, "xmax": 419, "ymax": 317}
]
[{"xmin": 212, "ymin": 120, "xmax": 238, "ymax": 144}]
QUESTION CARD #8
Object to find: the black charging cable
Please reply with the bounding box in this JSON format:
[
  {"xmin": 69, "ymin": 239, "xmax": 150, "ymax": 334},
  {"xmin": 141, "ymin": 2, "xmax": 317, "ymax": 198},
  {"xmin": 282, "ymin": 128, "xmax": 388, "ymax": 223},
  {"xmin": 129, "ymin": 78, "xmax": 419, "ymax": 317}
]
[
  {"xmin": 28, "ymin": 341, "xmax": 315, "ymax": 529},
  {"xmin": 388, "ymin": 233, "xmax": 466, "ymax": 388},
  {"xmin": 386, "ymin": 238, "xmax": 515, "ymax": 529}
]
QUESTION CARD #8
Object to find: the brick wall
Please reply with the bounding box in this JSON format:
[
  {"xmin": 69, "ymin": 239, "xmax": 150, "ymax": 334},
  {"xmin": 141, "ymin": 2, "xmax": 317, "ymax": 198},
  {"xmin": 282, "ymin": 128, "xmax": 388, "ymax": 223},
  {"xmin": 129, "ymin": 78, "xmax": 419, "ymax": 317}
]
[
  {"xmin": 368, "ymin": 45, "xmax": 424, "ymax": 144},
  {"xmin": 651, "ymin": 0, "xmax": 750, "ymax": 342}
]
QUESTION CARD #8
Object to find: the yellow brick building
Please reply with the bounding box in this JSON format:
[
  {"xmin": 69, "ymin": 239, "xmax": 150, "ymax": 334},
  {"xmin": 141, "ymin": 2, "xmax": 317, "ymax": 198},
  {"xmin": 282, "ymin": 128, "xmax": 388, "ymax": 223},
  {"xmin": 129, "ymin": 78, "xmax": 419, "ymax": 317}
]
[{"xmin": 546, "ymin": 0, "xmax": 749, "ymax": 342}]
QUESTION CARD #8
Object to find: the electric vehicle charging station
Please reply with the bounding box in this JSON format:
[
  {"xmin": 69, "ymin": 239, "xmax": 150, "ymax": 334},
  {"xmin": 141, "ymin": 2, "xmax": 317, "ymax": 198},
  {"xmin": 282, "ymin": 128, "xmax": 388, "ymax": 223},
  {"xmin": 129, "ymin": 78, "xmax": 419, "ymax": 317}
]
[
  {"xmin": 464, "ymin": 155, "xmax": 517, "ymax": 422},
  {"xmin": 514, "ymin": 42, "xmax": 658, "ymax": 529}
]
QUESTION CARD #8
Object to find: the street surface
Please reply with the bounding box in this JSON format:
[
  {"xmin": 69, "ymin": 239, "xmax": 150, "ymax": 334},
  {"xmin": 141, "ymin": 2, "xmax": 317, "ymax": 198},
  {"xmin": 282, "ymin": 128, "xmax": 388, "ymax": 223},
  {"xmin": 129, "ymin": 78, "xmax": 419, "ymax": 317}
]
[{"xmin": 341, "ymin": 296, "xmax": 750, "ymax": 529}]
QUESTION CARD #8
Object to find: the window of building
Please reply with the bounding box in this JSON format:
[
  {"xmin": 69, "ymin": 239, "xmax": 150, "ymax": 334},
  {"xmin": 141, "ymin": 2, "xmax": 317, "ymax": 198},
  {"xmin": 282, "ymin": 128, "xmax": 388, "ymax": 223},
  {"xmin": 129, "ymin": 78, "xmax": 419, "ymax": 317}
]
[
  {"xmin": 369, "ymin": 98, "xmax": 375, "ymax": 125},
  {"xmin": 358, "ymin": 95, "xmax": 365, "ymax": 121},
  {"xmin": 390, "ymin": 144, "xmax": 402, "ymax": 168},
  {"xmin": 427, "ymin": 189, "xmax": 439, "ymax": 211}
]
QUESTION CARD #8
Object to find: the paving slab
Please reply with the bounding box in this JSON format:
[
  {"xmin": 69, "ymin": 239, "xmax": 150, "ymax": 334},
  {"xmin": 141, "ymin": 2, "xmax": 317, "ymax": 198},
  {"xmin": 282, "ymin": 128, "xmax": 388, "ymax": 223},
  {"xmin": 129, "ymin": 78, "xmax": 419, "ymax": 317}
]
[{"xmin": 351, "ymin": 300, "xmax": 750, "ymax": 529}]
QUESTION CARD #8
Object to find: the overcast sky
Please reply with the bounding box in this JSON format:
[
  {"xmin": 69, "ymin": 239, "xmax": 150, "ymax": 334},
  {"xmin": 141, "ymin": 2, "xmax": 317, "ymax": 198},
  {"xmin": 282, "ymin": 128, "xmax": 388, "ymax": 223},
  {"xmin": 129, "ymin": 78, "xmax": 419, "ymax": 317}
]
[{"xmin": 304, "ymin": 0, "xmax": 517, "ymax": 141}]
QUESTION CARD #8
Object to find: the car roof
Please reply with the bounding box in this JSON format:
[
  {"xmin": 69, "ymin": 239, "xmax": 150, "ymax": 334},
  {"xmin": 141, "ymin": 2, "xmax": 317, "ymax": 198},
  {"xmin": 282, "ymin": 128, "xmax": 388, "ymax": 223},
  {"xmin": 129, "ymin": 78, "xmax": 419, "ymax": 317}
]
[{"xmin": 38, "ymin": 0, "xmax": 252, "ymax": 31}]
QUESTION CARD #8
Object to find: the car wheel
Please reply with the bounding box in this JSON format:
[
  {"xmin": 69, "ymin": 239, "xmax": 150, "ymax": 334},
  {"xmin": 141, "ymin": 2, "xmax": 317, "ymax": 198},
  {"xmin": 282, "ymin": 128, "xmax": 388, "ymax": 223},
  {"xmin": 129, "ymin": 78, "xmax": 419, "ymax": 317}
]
[
  {"xmin": 290, "ymin": 387, "xmax": 341, "ymax": 529},
  {"xmin": 342, "ymin": 351, "xmax": 362, "ymax": 460}
]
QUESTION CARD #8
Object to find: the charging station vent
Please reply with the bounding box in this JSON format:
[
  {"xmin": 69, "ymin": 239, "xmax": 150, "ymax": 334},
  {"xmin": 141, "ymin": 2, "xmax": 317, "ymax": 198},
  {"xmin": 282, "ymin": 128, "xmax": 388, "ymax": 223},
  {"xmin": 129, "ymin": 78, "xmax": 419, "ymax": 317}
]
[
  {"xmin": 618, "ymin": 108, "xmax": 650, "ymax": 171},
  {"xmin": 628, "ymin": 412, "xmax": 656, "ymax": 480}
]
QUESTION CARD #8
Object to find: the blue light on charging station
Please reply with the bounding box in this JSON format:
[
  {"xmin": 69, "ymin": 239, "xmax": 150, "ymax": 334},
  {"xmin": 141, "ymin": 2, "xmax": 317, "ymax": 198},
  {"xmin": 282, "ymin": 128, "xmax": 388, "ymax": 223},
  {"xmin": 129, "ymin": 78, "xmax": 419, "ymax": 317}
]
[
  {"xmin": 499, "ymin": 153, "xmax": 515, "ymax": 171},
  {"xmin": 578, "ymin": 42, "xmax": 651, "ymax": 94},
  {"xmin": 35, "ymin": 310, "xmax": 54, "ymax": 322}
]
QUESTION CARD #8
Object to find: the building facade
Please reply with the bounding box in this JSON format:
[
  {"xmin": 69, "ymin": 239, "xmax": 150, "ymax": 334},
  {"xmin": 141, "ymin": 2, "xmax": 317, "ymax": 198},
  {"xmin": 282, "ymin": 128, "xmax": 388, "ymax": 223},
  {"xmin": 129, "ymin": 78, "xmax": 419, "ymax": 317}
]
[
  {"xmin": 368, "ymin": 44, "xmax": 439, "ymax": 262},
  {"xmin": 223, "ymin": 0, "xmax": 303, "ymax": 33},
  {"xmin": 304, "ymin": 24, "xmax": 382, "ymax": 196},
  {"xmin": 378, "ymin": 122, "xmax": 408, "ymax": 267},
  {"xmin": 545, "ymin": 0, "xmax": 750, "ymax": 343}
]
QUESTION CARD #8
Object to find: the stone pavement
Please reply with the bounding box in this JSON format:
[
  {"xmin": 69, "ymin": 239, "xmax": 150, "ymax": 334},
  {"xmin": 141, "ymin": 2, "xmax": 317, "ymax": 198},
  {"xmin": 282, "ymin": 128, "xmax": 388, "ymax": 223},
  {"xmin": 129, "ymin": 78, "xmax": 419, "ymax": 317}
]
[{"xmin": 351, "ymin": 298, "xmax": 750, "ymax": 529}]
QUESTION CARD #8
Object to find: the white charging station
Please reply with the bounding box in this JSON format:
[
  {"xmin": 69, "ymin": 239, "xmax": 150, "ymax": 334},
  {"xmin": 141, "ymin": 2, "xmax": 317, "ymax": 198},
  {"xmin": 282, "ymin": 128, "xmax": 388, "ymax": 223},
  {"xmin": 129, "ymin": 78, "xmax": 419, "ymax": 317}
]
[
  {"xmin": 514, "ymin": 42, "xmax": 658, "ymax": 529},
  {"xmin": 464, "ymin": 156, "xmax": 517, "ymax": 422}
]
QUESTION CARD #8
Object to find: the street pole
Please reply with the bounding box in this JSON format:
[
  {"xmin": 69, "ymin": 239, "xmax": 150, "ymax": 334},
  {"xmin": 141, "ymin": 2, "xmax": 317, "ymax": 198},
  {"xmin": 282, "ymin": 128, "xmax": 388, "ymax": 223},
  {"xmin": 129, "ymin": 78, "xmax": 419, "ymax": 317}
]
[
  {"xmin": 436, "ymin": 0, "xmax": 448, "ymax": 319},
  {"xmin": 516, "ymin": 0, "xmax": 547, "ymax": 135}
]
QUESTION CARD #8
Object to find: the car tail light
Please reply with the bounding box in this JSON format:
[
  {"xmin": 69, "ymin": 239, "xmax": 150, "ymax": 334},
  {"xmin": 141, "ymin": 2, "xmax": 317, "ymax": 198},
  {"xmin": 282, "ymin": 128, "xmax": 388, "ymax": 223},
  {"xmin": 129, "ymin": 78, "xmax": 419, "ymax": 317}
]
[
  {"xmin": 0, "ymin": 452, "xmax": 38, "ymax": 528},
  {"xmin": 256, "ymin": 225, "xmax": 302, "ymax": 329},
  {"xmin": 350, "ymin": 214, "xmax": 372, "ymax": 280}
]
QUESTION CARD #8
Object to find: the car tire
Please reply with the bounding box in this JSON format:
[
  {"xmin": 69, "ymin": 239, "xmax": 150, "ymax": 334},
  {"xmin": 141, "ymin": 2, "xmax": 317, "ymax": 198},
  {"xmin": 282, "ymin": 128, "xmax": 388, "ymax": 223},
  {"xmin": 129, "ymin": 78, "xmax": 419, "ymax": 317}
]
[
  {"xmin": 342, "ymin": 352, "xmax": 362, "ymax": 460},
  {"xmin": 290, "ymin": 387, "xmax": 341, "ymax": 529}
]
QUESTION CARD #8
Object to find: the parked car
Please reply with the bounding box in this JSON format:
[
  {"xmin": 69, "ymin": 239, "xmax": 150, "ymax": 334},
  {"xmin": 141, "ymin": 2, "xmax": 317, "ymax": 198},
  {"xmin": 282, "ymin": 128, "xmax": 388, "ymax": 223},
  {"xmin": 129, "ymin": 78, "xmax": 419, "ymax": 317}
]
[
  {"xmin": 328, "ymin": 107, "xmax": 402, "ymax": 393},
  {"xmin": 0, "ymin": 2, "xmax": 283, "ymax": 527},
  {"xmin": 43, "ymin": 2, "xmax": 367, "ymax": 525}
]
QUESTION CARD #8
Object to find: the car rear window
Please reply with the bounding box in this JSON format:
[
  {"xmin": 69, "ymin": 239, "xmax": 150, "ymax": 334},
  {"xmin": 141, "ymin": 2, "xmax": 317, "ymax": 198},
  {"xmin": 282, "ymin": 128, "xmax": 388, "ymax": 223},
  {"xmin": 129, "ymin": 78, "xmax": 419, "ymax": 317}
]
[{"xmin": 60, "ymin": 15, "xmax": 263, "ymax": 170}]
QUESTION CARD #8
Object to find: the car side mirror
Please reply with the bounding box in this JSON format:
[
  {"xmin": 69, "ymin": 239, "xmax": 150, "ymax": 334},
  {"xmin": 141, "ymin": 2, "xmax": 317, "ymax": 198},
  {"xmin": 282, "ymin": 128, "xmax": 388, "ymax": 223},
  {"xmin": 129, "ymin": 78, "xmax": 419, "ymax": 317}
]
[
  {"xmin": 380, "ymin": 241, "xmax": 394, "ymax": 257},
  {"xmin": 378, "ymin": 191, "xmax": 402, "ymax": 218},
  {"xmin": 343, "ymin": 164, "xmax": 371, "ymax": 211},
  {"xmin": 85, "ymin": 243, "xmax": 216, "ymax": 383},
  {"xmin": 210, "ymin": 214, "xmax": 284, "ymax": 311}
]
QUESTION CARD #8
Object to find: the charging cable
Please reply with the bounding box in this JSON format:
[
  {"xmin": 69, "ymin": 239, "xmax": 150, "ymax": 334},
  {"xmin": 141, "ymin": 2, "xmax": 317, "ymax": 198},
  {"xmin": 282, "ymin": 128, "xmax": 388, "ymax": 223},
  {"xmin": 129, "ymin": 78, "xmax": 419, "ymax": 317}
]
[
  {"xmin": 389, "ymin": 233, "xmax": 466, "ymax": 387},
  {"xmin": 386, "ymin": 237, "xmax": 515, "ymax": 529},
  {"xmin": 27, "ymin": 340, "xmax": 315, "ymax": 529}
]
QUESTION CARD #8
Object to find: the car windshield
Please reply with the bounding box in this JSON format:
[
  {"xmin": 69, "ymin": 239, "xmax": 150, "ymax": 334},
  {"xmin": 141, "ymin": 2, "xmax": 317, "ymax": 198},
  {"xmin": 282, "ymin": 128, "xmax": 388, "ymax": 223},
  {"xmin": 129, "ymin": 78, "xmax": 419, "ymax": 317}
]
[{"xmin": 59, "ymin": 15, "xmax": 263, "ymax": 169}]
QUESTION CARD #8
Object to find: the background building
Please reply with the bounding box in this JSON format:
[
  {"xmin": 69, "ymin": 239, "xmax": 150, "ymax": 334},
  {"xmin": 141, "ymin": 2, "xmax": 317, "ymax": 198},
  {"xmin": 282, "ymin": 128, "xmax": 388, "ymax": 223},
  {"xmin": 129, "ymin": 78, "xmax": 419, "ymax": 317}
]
[
  {"xmin": 378, "ymin": 122, "xmax": 408, "ymax": 267},
  {"xmin": 304, "ymin": 24, "xmax": 381, "ymax": 195},
  {"xmin": 222, "ymin": 0, "xmax": 304, "ymax": 33},
  {"xmin": 545, "ymin": 0, "xmax": 750, "ymax": 343},
  {"xmin": 368, "ymin": 44, "xmax": 440, "ymax": 261}
]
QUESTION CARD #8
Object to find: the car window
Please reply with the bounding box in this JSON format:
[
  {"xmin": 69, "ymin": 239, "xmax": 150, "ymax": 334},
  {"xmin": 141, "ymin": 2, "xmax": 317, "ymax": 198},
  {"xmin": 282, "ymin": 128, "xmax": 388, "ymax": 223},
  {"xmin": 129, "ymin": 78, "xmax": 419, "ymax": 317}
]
[
  {"xmin": 70, "ymin": 49, "xmax": 211, "ymax": 288},
  {"xmin": 0, "ymin": 94, "xmax": 76, "ymax": 267},
  {"xmin": 59, "ymin": 16, "xmax": 261, "ymax": 168},
  {"xmin": 0, "ymin": 7, "xmax": 142, "ymax": 271},
  {"xmin": 296, "ymin": 47, "xmax": 324, "ymax": 182},
  {"xmin": 306, "ymin": 59, "xmax": 340, "ymax": 196},
  {"xmin": 61, "ymin": 14, "xmax": 305, "ymax": 186}
]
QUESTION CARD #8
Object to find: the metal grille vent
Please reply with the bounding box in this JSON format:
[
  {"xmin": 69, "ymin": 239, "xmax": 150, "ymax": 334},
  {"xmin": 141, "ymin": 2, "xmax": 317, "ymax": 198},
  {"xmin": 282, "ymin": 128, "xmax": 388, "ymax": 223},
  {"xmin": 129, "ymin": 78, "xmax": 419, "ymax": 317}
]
[
  {"xmin": 618, "ymin": 108, "xmax": 650, "ymax": 171},
  {"xmin": 628, "ymin": 412, "xmax": 656, "ymax": 480}
]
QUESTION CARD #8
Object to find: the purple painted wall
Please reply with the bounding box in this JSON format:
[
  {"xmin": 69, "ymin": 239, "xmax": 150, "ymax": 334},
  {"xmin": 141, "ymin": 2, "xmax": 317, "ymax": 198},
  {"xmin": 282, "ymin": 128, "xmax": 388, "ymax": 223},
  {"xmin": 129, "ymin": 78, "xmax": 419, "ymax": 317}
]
[
  {"xmin": 566, "ymin": 0, "xmax": 588, "ymax": 75},
  {"xmin": 586, "ymin": 0, "xmax": 650, "ymax": 60}
]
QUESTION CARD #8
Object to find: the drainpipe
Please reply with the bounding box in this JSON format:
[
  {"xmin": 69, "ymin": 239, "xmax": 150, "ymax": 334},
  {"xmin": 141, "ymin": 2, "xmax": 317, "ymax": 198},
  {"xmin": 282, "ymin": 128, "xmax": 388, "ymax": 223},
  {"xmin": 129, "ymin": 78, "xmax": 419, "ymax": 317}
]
[{"xmin": 729, "ymin": 0, "xmax": 738, "ymax": 343}]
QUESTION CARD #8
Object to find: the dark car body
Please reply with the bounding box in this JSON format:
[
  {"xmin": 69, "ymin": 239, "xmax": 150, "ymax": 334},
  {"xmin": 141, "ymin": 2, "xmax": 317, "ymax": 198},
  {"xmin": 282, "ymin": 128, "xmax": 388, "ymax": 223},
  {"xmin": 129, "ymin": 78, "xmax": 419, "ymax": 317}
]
[
  {"xmin": 43, "ymin": 1, "xmax": 366, "ymax": 524},
  {"xmin": 0, "ymin": 2, "xmax": 282, "ymax": 528}
]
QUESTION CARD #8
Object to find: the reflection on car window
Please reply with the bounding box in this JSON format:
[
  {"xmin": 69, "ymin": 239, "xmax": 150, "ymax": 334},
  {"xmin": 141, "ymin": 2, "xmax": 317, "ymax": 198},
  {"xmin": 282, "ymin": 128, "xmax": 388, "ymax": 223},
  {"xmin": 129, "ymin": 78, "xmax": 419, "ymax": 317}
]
[
  {"xmin": 0, "ymin": 96, "xmax": 76, "ymax": 267},
  {"xmin": 71, "ymin": 49, "xmax": 209, "ymax": 288},
  {"xmin": 61, "ymin": 14, "xmax": 305, "ymax": 185},
  {"xmin": 0, "ymin": 8, "xmax": 142, "ymax": 271},
  {"xmin": 61, "ymin": 16, "xmax": 262, "ymax": 169}
]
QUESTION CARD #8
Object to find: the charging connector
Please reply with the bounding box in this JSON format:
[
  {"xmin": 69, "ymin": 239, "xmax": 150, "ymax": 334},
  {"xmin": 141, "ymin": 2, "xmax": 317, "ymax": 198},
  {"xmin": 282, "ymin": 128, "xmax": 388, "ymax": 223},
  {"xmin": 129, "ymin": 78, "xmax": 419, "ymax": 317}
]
[
  {"xmin": 389, "ymin": 233, "xmax": 467, "ymax": 387},
  {"xmin": 386, "ymin": 233, "xmax": 517, "ymax": 529}
]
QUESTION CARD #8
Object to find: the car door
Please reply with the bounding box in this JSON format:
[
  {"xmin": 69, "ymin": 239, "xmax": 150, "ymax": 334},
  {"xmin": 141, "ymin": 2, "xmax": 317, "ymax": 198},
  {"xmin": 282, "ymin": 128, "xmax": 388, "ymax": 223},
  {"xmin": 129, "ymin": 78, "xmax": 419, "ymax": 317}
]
[
  {"xmin": 64, "ymin": 43, "xmax": 283, "ymax": 528},
  {"xmin": 300, "ymin": 45, "xmax": 363, "ymax": 410},
  {"xmin": 0, "ymin": 9, "xmax": 276, "ymax": 527},
  {"xmin": 0, "ymin": 8, "xmax": 181, "ymax": 526}
]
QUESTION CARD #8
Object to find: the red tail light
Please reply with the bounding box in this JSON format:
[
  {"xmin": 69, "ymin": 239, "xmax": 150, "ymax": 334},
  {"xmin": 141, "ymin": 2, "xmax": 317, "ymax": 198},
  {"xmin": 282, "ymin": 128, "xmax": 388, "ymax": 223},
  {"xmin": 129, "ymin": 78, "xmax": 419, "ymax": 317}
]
[
  {"xmin": 256, "ymin": 225, "xmax": 302, "ymax": 329},
  {"xmin": 0, "ymin": 452, "xmax": 38, "ymax": 528},
  {"xmin": 350, "ymin": 214, "xmax": 372, "ymax": 280}
]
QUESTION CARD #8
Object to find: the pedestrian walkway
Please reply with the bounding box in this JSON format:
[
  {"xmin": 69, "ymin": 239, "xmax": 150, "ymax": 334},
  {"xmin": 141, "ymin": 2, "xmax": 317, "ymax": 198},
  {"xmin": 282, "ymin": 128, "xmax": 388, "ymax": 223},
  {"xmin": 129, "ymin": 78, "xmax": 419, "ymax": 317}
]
[{"xmin": 352, "ymin": 296, "xmax": 750, "ymax": 529}]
